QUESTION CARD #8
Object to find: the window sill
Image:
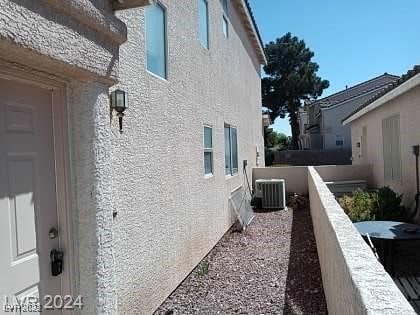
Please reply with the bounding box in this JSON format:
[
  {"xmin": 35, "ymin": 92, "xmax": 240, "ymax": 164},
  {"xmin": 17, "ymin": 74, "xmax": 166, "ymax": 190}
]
[
  {"xmin": 200, "ymin": 45, "xmax": 211, "ymax": 55},
  {"xmin": 146, "ymin": 70, "xmax": 168, "ymax": 82},
  {"xmin": 225, "ymin": 173, "xmax": 239, "ymax": 180},
  {"xmin": 204, "ymin": 173, "xmax": 214, "ymax": 179}
]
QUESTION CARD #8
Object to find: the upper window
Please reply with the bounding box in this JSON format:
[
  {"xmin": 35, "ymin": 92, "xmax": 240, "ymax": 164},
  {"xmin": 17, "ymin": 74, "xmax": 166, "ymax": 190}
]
[
  {"xmin": 335, "ymin": 135, "xmax": 344, "ymax": 147},
  {"xmin": 225, "ymin": 125, "xmax": 238, "ymax": 175},
  {"xmin": 199, "ymin": 0, "xmax": 209, "ymax": 49},
  {"xmin": 222, "ymin": 0, "xmax": 229, "ymax": 38},
  {"xmin": 145, "ymin": 2, "xmax": 167, "ymax": 78},
  {"xmin": 204, "ymin": 126, "xmax": 213, "ymax": 175},
  {"xmin": 382, "ymin": 115, "xmax": 401, "ymax": 181}
]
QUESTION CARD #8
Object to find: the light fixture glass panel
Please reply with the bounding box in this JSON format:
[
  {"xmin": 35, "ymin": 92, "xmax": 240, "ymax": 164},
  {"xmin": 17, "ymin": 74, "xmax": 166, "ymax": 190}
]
[{"xmin": 116, "ymin": 91, "xmax": 125, "ymax": 109}]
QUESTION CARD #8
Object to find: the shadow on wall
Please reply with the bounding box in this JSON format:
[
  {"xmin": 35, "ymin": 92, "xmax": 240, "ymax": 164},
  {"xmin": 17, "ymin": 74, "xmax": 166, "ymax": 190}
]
[{"xmin": 283, "ymin": 205, "xmax": 328, "ymax": 314}]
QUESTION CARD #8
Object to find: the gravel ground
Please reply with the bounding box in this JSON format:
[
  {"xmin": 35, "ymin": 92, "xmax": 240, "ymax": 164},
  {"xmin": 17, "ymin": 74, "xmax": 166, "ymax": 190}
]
[{"xmin": 155, "ymin": 204, "xmax": 327, "ymax": 315}]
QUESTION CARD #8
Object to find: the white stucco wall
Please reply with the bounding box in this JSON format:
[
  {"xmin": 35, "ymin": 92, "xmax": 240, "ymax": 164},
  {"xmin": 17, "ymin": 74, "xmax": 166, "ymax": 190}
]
[
  {"xmin": 321, "ymin": 89, "xmax": 386, "ymax": 150},
  {"xmin": 113, "ymin": 2, "xmax": 264, "ymax": 313},
  {"xmin": 314, "ymin": 164, "xmax": 373, "ymax": 187},
  {"xmin": 68, "ymin": 81, "xmax": 115, "ymax": 314},
  {"xmin": 253, "ymin": 167, "xmax": 309, "ymax": 195},
  {"xmin": 349, "ymin": 85, "xmax": 420, "ymax": 219}
]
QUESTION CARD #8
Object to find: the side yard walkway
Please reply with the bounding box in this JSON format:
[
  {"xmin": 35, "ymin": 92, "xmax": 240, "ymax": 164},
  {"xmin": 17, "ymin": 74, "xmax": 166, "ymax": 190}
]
[{"xmin": 155, "ymin": 204, "xmax": 327, "ymax": 314}]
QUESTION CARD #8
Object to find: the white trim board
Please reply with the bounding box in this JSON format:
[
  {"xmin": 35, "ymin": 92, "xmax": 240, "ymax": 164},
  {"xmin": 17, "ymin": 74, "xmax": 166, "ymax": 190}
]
[
  {"xmin": 0, "ymin": 62, "xmax": 76, "ymax": 314},
  {"xmin": 343, "ymin": 73, "xmax": 420, "ymax": 125}
]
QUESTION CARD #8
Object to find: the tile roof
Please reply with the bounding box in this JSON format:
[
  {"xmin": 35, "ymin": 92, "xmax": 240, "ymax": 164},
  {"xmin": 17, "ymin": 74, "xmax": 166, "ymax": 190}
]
[
  {"xmin": 244, "ymin": 0, "xmax": 264, "ymax": 54},
  {"xmin": 242, "ymin": 0, "xmax": 267, "ymax": 64},
  {"xmin": 342, "ymin": 65, "xmax": 420, "ymax": 123},
  {"xmin": 309, "ymin": 73, "xmax": 399, "ymax": 108}
]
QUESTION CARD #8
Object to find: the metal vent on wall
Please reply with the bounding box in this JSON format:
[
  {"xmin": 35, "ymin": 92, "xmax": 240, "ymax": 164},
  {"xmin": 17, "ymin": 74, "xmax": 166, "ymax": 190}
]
[{"xmin": 255, "ymin": 179, "xmax": 286, "ymax": 209}]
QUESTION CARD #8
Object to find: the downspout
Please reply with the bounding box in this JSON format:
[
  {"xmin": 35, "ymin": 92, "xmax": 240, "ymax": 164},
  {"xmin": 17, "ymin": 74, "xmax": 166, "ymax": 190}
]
[{"xmin": 409, "ymin": 145, "xmax": 420, "ymax": 220}]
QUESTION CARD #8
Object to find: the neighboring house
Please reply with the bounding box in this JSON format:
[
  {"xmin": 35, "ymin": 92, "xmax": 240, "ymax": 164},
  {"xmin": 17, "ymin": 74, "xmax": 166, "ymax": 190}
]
[
  {"xmin": 298, "ymin": 105, "xmax": 310, "ymax": 149},
  {"xmin": 343, "ymin": 66, "xmax": 420, "ymax": 221},
  {"xmin": 262, "ymin": 112, "xmax": 272, "ymax": 129},
  {"xmin": 298, "ymin": 73, "xmax": 399, "ymax": 150},
  {"xmin": 0, "ymin": 1, "xmax": 266, "ymax": 314}
]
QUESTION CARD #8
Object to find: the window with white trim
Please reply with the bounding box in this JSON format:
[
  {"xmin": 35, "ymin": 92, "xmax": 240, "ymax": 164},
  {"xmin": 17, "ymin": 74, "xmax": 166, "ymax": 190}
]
[
  {"xmin": 145, "ymin": 2, "xmax": 167, "ymax": 78},
  {"xmin": 382, "ymin": 114, "xmax": 401, "ymax": 181},
  {"xmin": 199, "ymin": 0, "xmax": 209, "ymax": 49},
  {"xmin": 204, "ymin": 126, "xmax": 213, "ymax": 175},
  {"xmin": 224, "ymin": 125, "xmax": 238, "ymax": 175},
  {"xmin": 221, "ymin": 0, "xmax": 229, "ymax": 38}
]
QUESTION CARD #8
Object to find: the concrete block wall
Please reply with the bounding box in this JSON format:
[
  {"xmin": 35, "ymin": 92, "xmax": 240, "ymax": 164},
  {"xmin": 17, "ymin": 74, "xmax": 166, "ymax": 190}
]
[
  {"xmin": 252, "ymin": 166, "xmax": 308, "ymax": 195},
  {"xmin": 272, "ymin": 149, "xmax": 351, "ymax": 166},
  {"xmin": 252, "ymin": 165, "xmax": 416, "ymax": 314},
  {"xmin": 314, "ymin": 164, "xmax": 373, "ymax": 187},
  {"xmin": 308, "ymin": 166, "xmax": 415, "ymax": 314}
]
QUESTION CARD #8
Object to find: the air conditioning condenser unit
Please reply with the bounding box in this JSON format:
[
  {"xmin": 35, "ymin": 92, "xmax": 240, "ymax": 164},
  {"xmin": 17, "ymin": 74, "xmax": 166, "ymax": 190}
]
[{"xmin": 255, "ymin": 179, "xmax": 286, "ymax": 210}]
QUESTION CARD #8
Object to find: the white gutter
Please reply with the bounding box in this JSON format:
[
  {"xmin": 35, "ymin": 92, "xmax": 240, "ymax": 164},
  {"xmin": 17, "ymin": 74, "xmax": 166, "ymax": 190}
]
[{"xmin": 343, "ymin": 73, "xmax": 420, "ymax": 125}]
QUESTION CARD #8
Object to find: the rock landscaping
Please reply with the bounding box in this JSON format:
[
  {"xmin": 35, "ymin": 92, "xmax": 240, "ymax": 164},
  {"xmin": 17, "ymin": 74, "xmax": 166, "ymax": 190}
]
[{"xmin": 155, "ymin": 199, "xmax": 327, "ymax": 315}]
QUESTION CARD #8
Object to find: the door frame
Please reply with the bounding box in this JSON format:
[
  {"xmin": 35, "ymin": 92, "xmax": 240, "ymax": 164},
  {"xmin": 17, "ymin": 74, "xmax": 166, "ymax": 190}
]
[{"xmin": 0, "ymin": 62, "xmax": 76, "ymax": 312}]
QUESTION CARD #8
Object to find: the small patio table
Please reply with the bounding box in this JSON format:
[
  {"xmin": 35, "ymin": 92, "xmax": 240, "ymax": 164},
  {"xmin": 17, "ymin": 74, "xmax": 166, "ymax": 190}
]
[{"xmin": 354, "ymin": 221, "xmax": 420, "ymax": 275}]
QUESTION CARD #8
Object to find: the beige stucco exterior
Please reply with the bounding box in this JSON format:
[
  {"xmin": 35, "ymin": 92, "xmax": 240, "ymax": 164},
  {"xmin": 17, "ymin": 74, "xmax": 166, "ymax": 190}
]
[
  {"xmin": 0, "ymin": 1, "xmax": 131, "ymax": 313},
  {"xmin": 113, "ymin": 2, "xmax": 264, "ymax": 313},
  {"xmin": 0, "ymin": 0, "xmax": 265, "ymax": 314},
  {"xmin": 348, "ymin": 82, "xmax": 420, "ymax": 221}
]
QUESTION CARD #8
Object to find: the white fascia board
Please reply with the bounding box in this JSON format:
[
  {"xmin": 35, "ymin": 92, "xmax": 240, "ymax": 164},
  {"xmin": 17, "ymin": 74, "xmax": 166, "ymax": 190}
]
[{"xmin": 343, "ymin": 73, "xmax": 420, "ymax": 125}]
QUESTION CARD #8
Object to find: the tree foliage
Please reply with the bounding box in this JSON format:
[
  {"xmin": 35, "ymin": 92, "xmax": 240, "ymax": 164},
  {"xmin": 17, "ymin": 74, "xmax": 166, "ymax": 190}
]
[
  {"xmin": 265, "ymin": 129, "xmax": 290, "ymax": 150},
  {"xmin": 262, "ymin": 32, "xmax": 329, "ymax": 149}
]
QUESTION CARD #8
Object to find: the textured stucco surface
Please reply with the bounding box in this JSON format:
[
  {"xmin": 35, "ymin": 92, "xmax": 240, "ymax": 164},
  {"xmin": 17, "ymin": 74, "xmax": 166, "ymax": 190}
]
[
  {"xmin": 350, "ymin": 85, "xmax": 420, "ymax": 222},
  {"xmin": 68, "ymin": 82, "xmax": 116, "ymax": 314},
  {"xmin": 314, "ymin": 164, "xmax": 373, "ymax": 187},
  {"xmin": 113, "ymin": 2, "xmax": 264, "ymax": 313},
  {"xmin": 252, "ymin": 166, "xmax": 309, "ymax": 195},
  {"xmin": 0, "ymin": 0, "xmax": 264, "ymax": 313},
  {"xmin": 308, "ymin": 166, "xmax": 415, "ymax": 315},
  {"xmin": 252, "ymin": 165, "xmax": 373, "ymax": 195},
  {"xmin": 0, "ymin": 1, "xmax": 124, "ymax": 313},
  {"xmin": 0, "ymin": 0, "xmax": 124, "ymax": 83}
]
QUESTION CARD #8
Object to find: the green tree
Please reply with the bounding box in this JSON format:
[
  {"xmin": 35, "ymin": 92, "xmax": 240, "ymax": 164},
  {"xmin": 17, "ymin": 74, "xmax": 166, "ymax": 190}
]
[
  {"xmin": 262, "ymin": 33, "xmax": 329, "ymax": 149},
  {"xmin": 264, "ymin": 129, "xmax": 290, "ymax": 151}
]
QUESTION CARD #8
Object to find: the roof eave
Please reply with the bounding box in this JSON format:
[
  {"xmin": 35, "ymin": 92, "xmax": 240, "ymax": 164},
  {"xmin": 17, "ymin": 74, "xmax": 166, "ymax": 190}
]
[
  {"xmin": 343, "ymin": 73, "xmax": 420, "ymax": 125},
  {"xmin": 234, "ymin": 0, "xmax": 267, "ymax": 65}
]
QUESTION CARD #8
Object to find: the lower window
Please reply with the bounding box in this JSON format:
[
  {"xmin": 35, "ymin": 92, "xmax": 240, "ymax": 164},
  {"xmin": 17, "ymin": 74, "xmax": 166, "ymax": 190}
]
[
  {"xmin": 224, "ymin": 125, "xmax": 238, "ymax": 175},
  {"xmin": 204, "ymin": 126, "xmax": 213, "ymax": 175}
]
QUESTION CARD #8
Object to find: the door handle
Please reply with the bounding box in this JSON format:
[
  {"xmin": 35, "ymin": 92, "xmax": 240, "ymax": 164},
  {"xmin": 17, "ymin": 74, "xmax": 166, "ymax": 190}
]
[{"xmin": 48, "ymin": 227, "xmax": 58, "ymax": 239}]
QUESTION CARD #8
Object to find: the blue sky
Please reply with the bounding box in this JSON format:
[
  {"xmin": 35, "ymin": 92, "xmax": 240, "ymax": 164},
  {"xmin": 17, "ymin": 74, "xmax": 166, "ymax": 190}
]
[{"xmin": 248, "ymin": 0, "xmax": 420, "ymax": 135}]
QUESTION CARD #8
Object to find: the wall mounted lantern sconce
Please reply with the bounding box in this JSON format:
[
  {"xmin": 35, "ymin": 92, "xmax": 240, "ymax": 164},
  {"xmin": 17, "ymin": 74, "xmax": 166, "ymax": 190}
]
[{"xmin": 110, "ymin": 89, "xmax": 128, "ymax": 133}]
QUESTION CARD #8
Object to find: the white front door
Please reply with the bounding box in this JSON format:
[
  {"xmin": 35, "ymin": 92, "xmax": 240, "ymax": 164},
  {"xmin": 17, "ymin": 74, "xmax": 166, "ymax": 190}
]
[{"xmin": 0, "ymin": 77, "xmax": 62, "ymax": 314}]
